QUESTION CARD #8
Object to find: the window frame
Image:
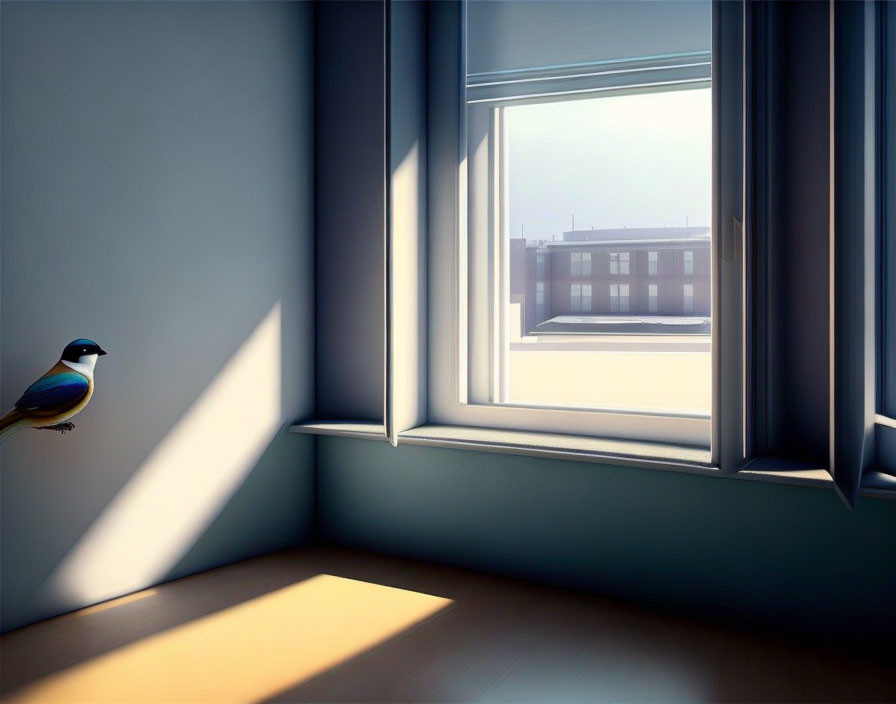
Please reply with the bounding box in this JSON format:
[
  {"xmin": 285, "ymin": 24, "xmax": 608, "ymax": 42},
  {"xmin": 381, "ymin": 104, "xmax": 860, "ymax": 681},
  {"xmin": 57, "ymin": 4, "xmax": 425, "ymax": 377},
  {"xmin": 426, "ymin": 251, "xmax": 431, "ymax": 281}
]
[{"xmin": 425, "ymin": 0, "xmax": 745, "ymax": 455}]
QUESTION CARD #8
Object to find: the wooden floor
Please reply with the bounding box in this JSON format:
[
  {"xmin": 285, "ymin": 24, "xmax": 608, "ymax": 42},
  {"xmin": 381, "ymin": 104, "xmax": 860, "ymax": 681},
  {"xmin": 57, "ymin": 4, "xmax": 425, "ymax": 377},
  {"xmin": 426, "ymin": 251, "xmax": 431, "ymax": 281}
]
[{"xmin": 1, "ymin": 547, "xmax": 894, "ymax": 703}]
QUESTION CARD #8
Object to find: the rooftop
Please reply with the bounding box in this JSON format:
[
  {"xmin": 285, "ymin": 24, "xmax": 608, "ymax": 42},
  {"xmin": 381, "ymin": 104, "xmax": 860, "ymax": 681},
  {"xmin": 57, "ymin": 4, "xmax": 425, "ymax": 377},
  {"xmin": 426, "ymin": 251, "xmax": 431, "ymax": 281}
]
[
  {"xmin": 535, "ymin": 314, "xmax": 711, "ymax": 335},
  {"xmin": 562, "ymin": 226, "xmax": 711, "ymax": 242}
]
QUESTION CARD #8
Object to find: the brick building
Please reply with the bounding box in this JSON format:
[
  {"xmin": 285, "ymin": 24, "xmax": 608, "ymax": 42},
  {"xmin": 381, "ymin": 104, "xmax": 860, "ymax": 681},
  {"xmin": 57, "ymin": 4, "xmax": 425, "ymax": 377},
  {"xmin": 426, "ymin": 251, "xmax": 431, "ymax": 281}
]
[{"xmin": 510, "ymin": 227, "xmax": 711, "ymax": 334}]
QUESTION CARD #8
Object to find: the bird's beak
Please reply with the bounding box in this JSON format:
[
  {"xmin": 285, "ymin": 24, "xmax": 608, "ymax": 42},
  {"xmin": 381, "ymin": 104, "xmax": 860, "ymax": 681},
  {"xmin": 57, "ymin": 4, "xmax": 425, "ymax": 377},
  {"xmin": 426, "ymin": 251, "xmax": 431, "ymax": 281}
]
[{"xmin": 98, "ymin": 348, "xmax": 108, "ymax": 356}]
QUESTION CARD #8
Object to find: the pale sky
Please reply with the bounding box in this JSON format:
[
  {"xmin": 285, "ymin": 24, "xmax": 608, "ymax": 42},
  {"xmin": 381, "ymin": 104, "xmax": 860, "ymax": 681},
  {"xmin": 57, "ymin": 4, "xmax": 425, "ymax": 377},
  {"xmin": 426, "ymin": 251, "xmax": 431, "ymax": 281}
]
[{"xmin": 505, "ymin": 87, "xmax": 712, "ymax": 240}]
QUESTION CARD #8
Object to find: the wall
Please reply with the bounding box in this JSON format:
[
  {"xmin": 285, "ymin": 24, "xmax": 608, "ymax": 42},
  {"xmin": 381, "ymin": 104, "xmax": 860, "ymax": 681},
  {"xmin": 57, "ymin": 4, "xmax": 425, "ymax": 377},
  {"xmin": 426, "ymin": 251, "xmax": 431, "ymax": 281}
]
[
  {"xmin": 0, "ymin": 1, "xmax": 315, "ymax": 632},
  {"xmin": 318, "ymin": 437, "xmax": 896, "ymax": 640}
]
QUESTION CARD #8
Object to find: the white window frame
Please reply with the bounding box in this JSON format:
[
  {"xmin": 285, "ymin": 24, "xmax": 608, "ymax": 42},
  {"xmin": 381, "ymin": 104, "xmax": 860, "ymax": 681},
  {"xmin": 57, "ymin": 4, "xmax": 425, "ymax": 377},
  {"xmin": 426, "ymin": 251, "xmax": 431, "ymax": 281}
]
[
  {"xmin": 425, "ymin": 0, "xmax": 743, "ymax": 453},
  {"xmin": 684, "ymin": 249, "xmax": 695, "ymax": 276},
  {"xmin": 648, "ymin": 250, "xmax": 658, "ymax": 276},
  {"xmin": 619, "ymin": 283, "xmax": 630, "ymax": 313},
  {"xmin": 648, "ymin": 283, "xmax": 658, "ymax": 313}
]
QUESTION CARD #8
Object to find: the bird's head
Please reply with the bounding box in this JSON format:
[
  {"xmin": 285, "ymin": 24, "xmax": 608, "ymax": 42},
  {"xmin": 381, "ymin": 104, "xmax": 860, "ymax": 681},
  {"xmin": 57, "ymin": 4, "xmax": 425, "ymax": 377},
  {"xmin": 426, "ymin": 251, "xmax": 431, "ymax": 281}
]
[{"xmin": 61, "ymin": 339, "xmax": 107, "ymax": 374}]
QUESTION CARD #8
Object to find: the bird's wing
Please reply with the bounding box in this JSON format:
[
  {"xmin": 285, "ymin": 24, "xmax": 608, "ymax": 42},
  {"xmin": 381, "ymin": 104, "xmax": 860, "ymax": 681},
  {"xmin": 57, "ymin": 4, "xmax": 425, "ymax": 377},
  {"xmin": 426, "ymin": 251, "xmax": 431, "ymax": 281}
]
[{"xmin": 15, "ymin": 372, "xmax": 89, "ymax": 417}]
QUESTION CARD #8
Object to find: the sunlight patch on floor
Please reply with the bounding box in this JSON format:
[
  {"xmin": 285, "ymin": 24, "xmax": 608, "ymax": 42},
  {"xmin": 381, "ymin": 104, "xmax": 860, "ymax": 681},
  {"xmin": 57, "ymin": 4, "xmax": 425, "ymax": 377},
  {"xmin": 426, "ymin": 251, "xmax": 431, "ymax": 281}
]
[
  {"xmin": 37, "ymin": 303, "xmax": 283, "ymax": 609},
  {"xmin": 5, "ymin": 574, "xmax": 452, "ymax": 704}
]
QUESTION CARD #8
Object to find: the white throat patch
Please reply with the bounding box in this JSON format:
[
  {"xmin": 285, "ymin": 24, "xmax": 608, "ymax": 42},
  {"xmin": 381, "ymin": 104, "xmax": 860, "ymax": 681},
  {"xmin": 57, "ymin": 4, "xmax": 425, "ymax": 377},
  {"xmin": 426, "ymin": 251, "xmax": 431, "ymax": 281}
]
[{"xmin": 62, "ymin": 354, "xmax": 99, "ymax": 379}]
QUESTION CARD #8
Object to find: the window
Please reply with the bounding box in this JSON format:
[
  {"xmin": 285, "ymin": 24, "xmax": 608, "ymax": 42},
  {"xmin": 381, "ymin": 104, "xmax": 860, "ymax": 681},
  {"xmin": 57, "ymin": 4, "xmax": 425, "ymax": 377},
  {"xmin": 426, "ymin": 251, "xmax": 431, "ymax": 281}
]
[
  {"xmin": 610, "ymin": 283, "xmax": 630, "ymax": 313},
  {"xmin": 648, "ymin": 251, "xmax": 658, "ymax": 276},
  {"xmin": 610, "ymin": 252, "xmax": 630, "ymax": 276},
  {"xmin": 427, "ymin": 0, "xmax": 718, "ymax": 449},
  {"xmin": 682, "ymin": 284, "xmax": 694, "ymax": 314},
  {"xmin": 536, "ymin": 281, "xmax": 546, "ymax": 321},
  {"xmin": 648, "ymin": 284, "xmax": 658, "ymax": 313},
  {"xmin": 536, "ymin": 252, "xmax": 546, "ymax": 280},
  {"xmin": 571, "ymin": 283, "xmax": 591, "ymax": 312},
  {"xmin": 683, "ymin": 250, "xmax": 694, "ymax": 276},
  {"xmin": 571, "ymin": 252, "xmax": 591, "ymax": 277}
]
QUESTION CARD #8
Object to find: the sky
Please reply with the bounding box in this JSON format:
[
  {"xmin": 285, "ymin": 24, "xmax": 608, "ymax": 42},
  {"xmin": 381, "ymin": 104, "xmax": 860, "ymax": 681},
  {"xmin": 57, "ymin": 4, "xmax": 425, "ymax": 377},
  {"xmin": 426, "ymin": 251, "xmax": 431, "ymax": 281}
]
[{"xmin": 504, "ymin": 87, "xmax": 712, "ymax": 241}]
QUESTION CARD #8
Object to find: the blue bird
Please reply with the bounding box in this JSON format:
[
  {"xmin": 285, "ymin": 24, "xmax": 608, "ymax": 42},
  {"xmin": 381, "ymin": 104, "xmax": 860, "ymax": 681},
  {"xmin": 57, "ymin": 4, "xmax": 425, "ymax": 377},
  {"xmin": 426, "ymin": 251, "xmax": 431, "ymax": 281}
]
[{"xmin": 0, "ymin": 339, "xmax": 107, "ymax": 443}]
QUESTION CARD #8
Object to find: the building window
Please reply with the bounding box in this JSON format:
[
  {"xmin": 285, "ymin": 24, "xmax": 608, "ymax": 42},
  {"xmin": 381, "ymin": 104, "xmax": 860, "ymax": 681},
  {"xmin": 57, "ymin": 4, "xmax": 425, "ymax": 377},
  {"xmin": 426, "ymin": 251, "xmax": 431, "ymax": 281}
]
[
  {"xmin": 536, "ymin": 281, "xmax": 546, "ymax": 321},
  {"xmin": 684, "ymin": 250, "xmax": 694, "ymax": 276},
  {"xmin": 571, "ymin": 283, "xmax": 591, "ymax": 312},
  {"xmin": 570, "ymin": 252, "xmax": 591, "ymax": 277},
  {"xmin": 609, "ymin": 251, "xmax": 630, "ymax": 276},
  {"xmin": 536, "ymin": 252, "xmax": 546, "ymax": 279},
  {"xmin": 683, "ymin": 284, "xmax": 694, "ymax": 313},
  {"xmin": 648, "ymin": 251, "xmax": 658, "ymax": 276},
  {"xmin": 609, "ymin": 283, "xmax": 629, "ymax": 313},
  {"xmin": 648, "ymin": 284, "xmax": 658, "ymax": 313}
]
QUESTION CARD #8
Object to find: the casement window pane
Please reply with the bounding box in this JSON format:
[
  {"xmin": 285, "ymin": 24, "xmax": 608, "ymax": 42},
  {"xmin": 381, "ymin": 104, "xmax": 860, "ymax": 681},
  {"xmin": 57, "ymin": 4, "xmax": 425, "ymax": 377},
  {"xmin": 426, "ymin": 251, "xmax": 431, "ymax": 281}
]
[
  {"xmin": 472, "ymin": 1, "xmax": 712, "ymax": 418},
  {"xmin": 684, "ymin": 250, "xmax": 694, "ymax": 276}
]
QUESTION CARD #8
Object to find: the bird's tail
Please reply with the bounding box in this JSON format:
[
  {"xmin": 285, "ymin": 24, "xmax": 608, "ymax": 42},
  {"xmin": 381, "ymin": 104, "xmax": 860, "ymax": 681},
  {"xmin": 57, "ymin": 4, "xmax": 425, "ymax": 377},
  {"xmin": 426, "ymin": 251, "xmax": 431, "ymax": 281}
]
[{"xmin": 0, "ymin": 409, "xmax": 29, "ymax": 444}]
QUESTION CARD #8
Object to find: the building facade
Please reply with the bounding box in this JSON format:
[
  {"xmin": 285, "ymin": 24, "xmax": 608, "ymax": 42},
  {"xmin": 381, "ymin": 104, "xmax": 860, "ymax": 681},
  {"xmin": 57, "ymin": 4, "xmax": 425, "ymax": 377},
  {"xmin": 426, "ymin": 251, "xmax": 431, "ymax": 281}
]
[{"xmin": 511, "ymin": 227, "xmax": 711, "ymax": 334}]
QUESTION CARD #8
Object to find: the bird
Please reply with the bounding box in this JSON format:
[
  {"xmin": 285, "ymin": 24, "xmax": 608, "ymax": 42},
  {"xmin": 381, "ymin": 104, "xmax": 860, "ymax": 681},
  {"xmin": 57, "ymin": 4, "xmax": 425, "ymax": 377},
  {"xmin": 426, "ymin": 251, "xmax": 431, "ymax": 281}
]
[{"xmin": 0, "ymin": 339, "xmax": 107, "ymax": 443}]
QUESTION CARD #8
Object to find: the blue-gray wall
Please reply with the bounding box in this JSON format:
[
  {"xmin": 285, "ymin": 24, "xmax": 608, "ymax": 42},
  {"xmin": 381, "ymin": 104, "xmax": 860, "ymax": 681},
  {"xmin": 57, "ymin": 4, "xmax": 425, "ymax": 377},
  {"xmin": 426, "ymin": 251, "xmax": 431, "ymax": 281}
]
[
  {"xmin": 0, "ymin": 1, "xmax": 315, "ymax": 632},
  {"xmin": 318, "ymin": 437, "xmax": 896, "ymax": 640}
]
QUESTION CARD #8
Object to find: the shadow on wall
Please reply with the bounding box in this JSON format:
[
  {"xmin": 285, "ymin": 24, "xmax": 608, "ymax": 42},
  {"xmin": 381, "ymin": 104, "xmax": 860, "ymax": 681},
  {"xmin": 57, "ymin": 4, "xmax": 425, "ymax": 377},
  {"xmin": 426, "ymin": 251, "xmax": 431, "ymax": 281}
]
[
  {"xmin": 0, "ymin": 0, "xmax": 314, "ymax": 632},
  {"xmin": 29, "ymin": 303, "xmax": 293, "ymax": 611},
  {"xmin": 2, "ymin": 298, "xmax": 313, "ymax": 632}
]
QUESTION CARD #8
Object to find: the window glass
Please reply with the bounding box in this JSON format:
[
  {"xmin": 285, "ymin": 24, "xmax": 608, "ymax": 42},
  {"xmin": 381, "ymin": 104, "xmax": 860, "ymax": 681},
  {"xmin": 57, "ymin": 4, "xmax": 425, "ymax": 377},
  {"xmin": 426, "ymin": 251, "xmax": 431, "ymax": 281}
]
[
  {"xmin": 684, "ymin": 250, "xmax": 694, "ymax": 276},
  {"xmin": 466, "ymin": 0, "xmax": 712, "ymax": 420}
]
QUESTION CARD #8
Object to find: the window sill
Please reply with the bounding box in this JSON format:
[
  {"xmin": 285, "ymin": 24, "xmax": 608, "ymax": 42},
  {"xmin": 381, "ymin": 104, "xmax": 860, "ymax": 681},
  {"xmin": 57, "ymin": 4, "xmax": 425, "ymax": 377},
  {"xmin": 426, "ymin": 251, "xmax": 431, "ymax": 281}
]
[
  {"xmin": 290, "ymin": 420, "xmax": 896, "ymax": 499},
  {"xmin": 397, "ymin": 424, "xmax": 713, "ymax": 474},
  {"xmin": 289, "ymin": 420, "xmax": 386, "ymax": 441}
]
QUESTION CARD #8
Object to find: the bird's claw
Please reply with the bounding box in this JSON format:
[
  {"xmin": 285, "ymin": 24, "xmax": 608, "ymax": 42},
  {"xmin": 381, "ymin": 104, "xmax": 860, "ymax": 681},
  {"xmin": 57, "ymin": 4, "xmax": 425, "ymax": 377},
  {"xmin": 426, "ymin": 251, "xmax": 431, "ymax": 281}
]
[{"xmin": 40, "ymin": 422, "xmax": 75, "ymax": 434}]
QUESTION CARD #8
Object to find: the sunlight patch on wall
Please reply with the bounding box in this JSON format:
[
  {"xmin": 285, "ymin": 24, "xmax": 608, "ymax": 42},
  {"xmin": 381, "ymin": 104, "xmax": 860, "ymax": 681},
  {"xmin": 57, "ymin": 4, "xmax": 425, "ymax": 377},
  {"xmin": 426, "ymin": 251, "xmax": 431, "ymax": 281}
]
[
  {"xmin": 6, "ymin": 575, "xmax": 452, "ymax": 704},
  {"xmin": 37, "ymin": 303, "xmax": 283, "ymax": 608}
]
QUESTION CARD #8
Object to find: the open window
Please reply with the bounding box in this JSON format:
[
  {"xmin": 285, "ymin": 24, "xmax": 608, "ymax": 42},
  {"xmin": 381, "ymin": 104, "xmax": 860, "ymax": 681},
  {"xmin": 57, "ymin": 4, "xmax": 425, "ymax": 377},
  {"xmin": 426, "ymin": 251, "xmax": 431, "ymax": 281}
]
[{"xmin": 428, "ymin": 0, "xmax": 728, "ymax": 450}]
